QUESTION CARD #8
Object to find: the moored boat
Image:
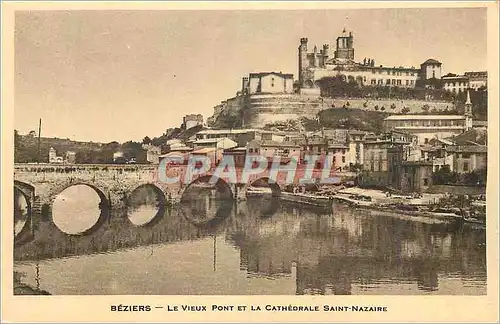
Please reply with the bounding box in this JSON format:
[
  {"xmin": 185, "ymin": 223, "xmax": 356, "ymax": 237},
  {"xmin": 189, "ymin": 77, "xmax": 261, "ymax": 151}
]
[{"xmin": 280, "ymin": 191, "xmax": 333, "ymax": 207}]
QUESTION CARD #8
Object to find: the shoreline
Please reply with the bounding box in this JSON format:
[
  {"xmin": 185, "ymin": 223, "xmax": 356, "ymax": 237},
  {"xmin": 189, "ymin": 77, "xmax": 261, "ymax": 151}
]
[{"xmin": 277, "ymin": 188, "xmax": 486, "ymax": 227}]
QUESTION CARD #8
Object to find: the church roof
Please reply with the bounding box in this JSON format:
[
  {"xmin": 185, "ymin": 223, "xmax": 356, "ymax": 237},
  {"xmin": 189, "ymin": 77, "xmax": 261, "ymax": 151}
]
[{"xmin": 421, "ymin": 58, "xmax": 442, "ymax": 65}]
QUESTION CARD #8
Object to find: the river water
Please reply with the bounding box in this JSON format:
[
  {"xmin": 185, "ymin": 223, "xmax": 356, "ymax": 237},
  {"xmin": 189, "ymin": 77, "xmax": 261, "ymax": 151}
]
[{"xmin": 14, "ymin": 186, "xmax": 487, "ymax": 295}]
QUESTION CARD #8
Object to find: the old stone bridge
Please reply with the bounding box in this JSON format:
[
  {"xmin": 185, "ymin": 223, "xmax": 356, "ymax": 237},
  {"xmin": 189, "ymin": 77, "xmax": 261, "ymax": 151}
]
[
  {"xmin": 15, "ymin": 162, "xmax": 352, "ymax": 210},
  {"xmin": 13, "ymin": 163, "xmax": 355, "ymax": 239}
]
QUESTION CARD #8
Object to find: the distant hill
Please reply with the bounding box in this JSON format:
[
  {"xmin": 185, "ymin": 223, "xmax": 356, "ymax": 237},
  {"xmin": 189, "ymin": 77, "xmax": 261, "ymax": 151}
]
[{"xmin": 14, "ymin": 132, "xmax": 104, "ymax": 163}]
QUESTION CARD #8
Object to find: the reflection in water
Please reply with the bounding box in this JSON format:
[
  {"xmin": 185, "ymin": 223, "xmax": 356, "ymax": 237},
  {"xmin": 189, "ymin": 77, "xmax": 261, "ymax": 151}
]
[
  {"xmin": 127, "ymin": 185, "xmax": 164, "ymax": 226},
  {"xmin": 14, "ymin": 189, "xmax": 487, "ymax": 295},
  {"xmin": 52, "ymin": 185, "xmax": 103, "ymax": 235},
  {"xmin": 14, "ymin": 188, "xmax": 29, "ymax": 236},
  {"xmin": 180, "ymin": 187, "xmax": 233, "ymax": 227}
]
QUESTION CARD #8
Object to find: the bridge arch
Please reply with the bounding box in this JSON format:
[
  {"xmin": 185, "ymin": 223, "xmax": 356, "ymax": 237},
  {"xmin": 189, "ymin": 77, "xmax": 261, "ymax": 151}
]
[
  {"xmin": 49, "ymin": 181, "xmax": 109, "ymax": 206},
  {"xmin": 49, "ymin": 182, "xmax": 111, "ymax": 235},
  {"xmin": 125, "ymin": 183, "xmax": 167, "ymax": 227},
  {"xmin": 179, "ymin": 174, "xmax": 234, "ymax": 202},
  {"xmin": 245, "ymin": 177, "xmax": 282, "ymax": 197},
  {"xmin": 14, "ymin": 186, "xmax": 32, "ymax": 239},
  {"xmin": 14, "ymin": 180, "xmax": 36, "ymax": 199}
]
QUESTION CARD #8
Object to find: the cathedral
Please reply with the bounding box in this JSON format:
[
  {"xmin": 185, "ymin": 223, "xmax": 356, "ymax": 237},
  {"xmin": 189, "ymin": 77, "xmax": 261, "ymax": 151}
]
[{"xmin": 297, "ymin": 29, "xmax": 442, "ymax": 94}]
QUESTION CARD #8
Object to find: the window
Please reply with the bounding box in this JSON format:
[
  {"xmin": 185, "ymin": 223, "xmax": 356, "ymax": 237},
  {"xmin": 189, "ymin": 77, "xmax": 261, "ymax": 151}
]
[
  {"xmin": 405, "ymin": 80, "xmax": 409, "ymax": 86},
  {"xmin": 463, "ymin": 161, "xmax": 469, "ymax": 172},
  {"xmin": 386, "ymin": 79, "xmax": 391, "ymax": 85},
  {"xmin": 371, "ymin": 79, "xmax": 377, "ymax": 85},
  {"xmin": 423, "ymin": 178, "xmax": 428, "ymax": 186},
  {"xmin": 397, "ymin": 80, "xmax": 402, "ymax": 85},
  {"xmin": 424, "ymin": 138, "xmax": 429, "ymax": 144},
  {"xmin": 342, "ymin": 156, "xmax": 346, "ymax": 163}
]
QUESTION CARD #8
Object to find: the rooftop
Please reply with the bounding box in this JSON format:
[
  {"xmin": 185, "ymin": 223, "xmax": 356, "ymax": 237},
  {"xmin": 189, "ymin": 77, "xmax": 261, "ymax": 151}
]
[
  {"xmin": 249, "ymin": 139, "xmax": 301, "ymax": 148},
  {"xmin": 445, "ymin": 146, "xmax": 488, "ymax": 153},
  {"xmin": 159, "ymin": 152, "xmax": 188, "ymax": 158},
  {"xmin": 421, "ymin": 58, "xmax": 442, "ymax": 65},
  {"xmin": 194, "ymin": 138, "xmax": 226, "ymax": 144},
  {"xmin": 197, "ymin": 128, "xmax": 261, "ymax": 135},
  {"xmin": 348, "ymin": 130, "xmax": 367, "ymax": 135},
  {"xmin": 249, "ymin": 71, "xmax": 294, "ymax": 78},
  {"xmin": 223, "ymin": 147, "xmax": 247, "ymax": 153},
  {"xmin": 328, "ymin": 143, "xmax": 348, "ymax": 149},
  {"xmin": 385, "ymin": 115, "xmax": 465, "ymax": 120},
  {"xmin": 192, "ymin": 147, "xmax": 217, "ymax": 154}
]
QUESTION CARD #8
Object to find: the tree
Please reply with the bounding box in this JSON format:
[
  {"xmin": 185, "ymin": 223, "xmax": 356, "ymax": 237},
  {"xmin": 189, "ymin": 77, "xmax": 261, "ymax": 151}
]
[
  {"xmin": 432, "ymin": 166, "xmax": 458, "ymax": 185},
  {"xmin": 14, "ymin": 130, "xmax": 21, "ymax": 162},
  {"xmin": 142, "ymin": 136, "xmax": 151, "ymax": 144}
]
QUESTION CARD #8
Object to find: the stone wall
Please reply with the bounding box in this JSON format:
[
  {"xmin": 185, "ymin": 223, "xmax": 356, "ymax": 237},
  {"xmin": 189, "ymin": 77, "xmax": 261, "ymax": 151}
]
[{"xmin": 241, "ymin": 93, "xmax": 456, "ymax": 128}]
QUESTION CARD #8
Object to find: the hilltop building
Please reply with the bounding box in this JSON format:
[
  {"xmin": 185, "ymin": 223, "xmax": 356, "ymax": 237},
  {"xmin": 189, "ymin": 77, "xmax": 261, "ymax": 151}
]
[
  {"xmin": 442, "ymin": 71, "xmax": 488, "ymax": 93},
  {"xmin": 383, "ymin": 91, "xmax": 475, "ymax": 144},
  {"xmin": 243, "ymin": 72, "xmax": 294, "ymax": 95},
  {"xmin": 182, "ymin": 114, "xmax": 204, "ymax": 130},
  {"xmin": 297, "ymin": 29, "xmax": 440, "ymax": 95}
]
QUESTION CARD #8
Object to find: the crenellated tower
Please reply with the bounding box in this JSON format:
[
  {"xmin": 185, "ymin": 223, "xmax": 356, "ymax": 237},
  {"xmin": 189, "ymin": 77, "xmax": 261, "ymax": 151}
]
[{"xmin": 298, "ymin": 37, "xmax": 309, "ymax": 86}]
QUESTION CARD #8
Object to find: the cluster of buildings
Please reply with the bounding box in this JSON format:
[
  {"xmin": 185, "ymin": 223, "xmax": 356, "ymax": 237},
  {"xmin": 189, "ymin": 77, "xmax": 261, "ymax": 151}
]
[
  {"xmin": 48, "ymin": 147, "xmax": 76, "ymax": 164},
  {"xmin": 128, "ymin": 29, "xmax": 488, "ymax": 193},
  {"xmin": 152, "ymin": 91, "xmax": 486, "ymax": 192}
]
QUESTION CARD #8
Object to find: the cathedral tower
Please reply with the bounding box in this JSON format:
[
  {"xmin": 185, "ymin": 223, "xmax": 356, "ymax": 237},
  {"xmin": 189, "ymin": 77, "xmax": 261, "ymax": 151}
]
[{"xmin": 334, "ymin": 29, "xmax": 355, "ymax": 61}]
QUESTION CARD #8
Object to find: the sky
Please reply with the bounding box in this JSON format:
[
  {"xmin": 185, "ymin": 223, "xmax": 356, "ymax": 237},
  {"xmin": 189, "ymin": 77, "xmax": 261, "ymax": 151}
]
[{"xmin": 14, "ymin": 8, "xmax": 487, "ymax": 143}]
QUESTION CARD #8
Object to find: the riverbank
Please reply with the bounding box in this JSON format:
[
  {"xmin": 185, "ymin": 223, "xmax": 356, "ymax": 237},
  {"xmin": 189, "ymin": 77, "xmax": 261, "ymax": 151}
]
[{"xmin": 285, "ymin": 186, "xmax": 485, "ymax": 226}]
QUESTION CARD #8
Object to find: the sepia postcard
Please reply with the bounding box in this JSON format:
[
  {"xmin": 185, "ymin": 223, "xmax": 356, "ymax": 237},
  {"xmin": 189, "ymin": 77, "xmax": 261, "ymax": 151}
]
[{"xmin": 2, "ymin": 1, "xmax": 499, "ymax": 323}]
